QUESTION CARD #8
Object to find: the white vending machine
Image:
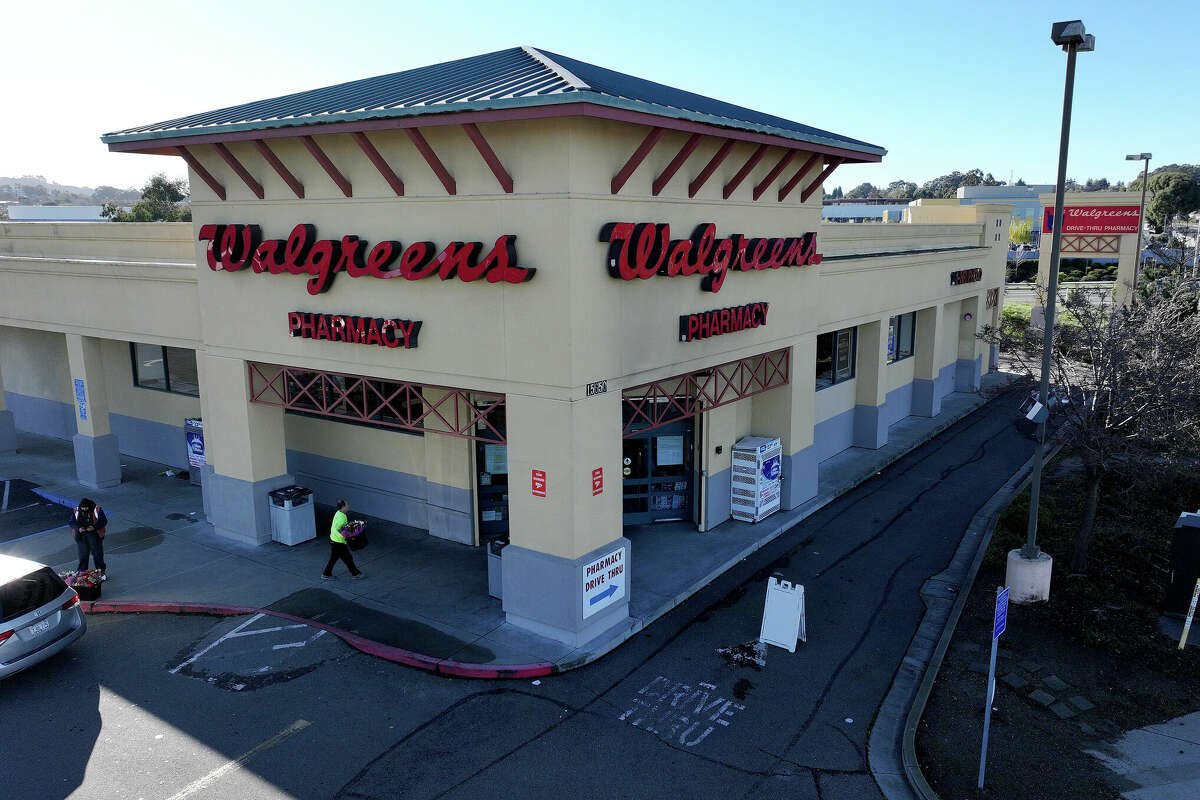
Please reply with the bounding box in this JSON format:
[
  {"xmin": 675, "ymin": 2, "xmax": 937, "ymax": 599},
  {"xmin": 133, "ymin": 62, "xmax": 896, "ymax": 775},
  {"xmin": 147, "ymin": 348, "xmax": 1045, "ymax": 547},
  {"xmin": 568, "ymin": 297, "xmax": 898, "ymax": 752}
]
[{"xmin": 731, "ymin": 436, "xmax": 783, "ymax": 523}]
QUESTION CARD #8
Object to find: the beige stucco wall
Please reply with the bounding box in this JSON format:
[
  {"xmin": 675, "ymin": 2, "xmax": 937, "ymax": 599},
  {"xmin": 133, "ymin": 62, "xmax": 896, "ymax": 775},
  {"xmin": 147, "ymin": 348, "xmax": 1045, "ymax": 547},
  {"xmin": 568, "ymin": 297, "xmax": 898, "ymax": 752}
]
[{"xmin": 0, "ymin": 327, "xmax": 71, "ymax": 402}]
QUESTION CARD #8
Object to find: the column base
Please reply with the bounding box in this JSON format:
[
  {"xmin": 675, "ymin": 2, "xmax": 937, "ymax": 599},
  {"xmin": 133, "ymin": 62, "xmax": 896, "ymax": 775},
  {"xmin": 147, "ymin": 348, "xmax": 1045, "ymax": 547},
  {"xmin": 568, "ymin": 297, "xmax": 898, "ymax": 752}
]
[
  {"xmin": 1006, "ymin": 548, "xmax": 1053, "ymax": 604},
  {"xmin": 911, "ymin": 379, "xmax": 942, "ymax": 418},
  {"xmin": 502, "ymin": 537, "xmax": 631, "ymax": 647},
  {"xmin": 426, "ymin": 482, "xmax": 474, "ymax": 544},
  {"xmin": 781, "ymin": 446, "xmax": 818, "ymax": 510},
  {"xmin": 73, "ymin": 433, "xmax": 121, "ymax": 488},
  {"xmin": 0, "ymin": 409, "xmax": 16, "ymax": 454},
  {"xmin": 205, "ymin": 471, "xmax": 295, "ymax": 546},
  {"xmin": 955, "ymin": 356, "xmax": 982, "ymax": 393},
  {"xmin": 852, "ymin": 404, "xmax": 888, "ymax": 449}
]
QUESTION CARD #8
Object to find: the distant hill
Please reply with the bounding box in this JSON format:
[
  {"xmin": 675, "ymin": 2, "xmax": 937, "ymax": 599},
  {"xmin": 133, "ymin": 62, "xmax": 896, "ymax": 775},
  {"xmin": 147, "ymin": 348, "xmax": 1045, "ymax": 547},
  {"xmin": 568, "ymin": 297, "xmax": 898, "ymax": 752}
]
[{"xmin": 0, "ymin": 175, "xmax": 140, "ymax": 205}]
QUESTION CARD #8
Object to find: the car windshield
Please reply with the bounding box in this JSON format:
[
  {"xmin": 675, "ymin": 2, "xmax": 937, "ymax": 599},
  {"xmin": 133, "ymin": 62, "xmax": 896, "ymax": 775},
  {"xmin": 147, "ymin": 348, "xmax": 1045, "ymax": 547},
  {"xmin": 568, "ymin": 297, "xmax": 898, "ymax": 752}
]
[{"xmin": 0, "ymin": 567, "xmax": 67, "ymax": 623}]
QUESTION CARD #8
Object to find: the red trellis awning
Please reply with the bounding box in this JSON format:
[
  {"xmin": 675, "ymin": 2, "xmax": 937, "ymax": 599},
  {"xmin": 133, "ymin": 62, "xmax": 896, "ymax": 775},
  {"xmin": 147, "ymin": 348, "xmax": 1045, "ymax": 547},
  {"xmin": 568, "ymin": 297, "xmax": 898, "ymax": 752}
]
[
  {"xmin": 248, "ymin": 363, "xmax": 505, "ymax": 442},
  {"xmin": 622, "ymin": 348, "xmax": 790, "ymax": 438}
]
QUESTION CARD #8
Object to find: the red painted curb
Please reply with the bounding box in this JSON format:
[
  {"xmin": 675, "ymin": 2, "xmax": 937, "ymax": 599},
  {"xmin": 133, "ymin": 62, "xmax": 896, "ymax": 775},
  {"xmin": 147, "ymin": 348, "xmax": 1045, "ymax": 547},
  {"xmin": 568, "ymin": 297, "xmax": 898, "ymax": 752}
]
[{"xmin": 79, "ymin": 600, "xmax": 556, "ymax": 679}]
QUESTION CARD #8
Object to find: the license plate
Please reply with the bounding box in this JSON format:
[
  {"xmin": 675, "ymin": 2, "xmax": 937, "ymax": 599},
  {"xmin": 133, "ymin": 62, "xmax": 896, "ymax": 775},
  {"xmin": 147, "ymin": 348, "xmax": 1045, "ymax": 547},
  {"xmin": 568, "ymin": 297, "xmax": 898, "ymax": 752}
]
[{"xmin": 26, "ymin": 618, "xmax": 53, "ymax": 637}]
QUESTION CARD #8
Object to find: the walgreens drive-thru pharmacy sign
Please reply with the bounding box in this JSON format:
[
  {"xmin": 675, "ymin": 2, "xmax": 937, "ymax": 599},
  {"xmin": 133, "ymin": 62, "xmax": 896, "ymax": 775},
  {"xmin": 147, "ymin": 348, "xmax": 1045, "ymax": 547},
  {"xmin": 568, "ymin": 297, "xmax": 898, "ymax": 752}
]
[{"xmin": 1043, "ymin": 205, "xmax": 1141, "ymax": 235}]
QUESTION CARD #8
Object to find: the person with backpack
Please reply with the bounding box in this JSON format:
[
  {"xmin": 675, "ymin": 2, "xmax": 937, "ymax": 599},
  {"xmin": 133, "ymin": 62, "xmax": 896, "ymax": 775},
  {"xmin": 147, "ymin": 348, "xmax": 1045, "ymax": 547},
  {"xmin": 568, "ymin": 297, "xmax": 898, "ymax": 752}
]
[
  {"xmin": 70, "ymin": 498, "xmax": 108, "ymax": 580},
  {"xmin": 322, "ymin": 499, "xmax": 364, "ymax": 580}
]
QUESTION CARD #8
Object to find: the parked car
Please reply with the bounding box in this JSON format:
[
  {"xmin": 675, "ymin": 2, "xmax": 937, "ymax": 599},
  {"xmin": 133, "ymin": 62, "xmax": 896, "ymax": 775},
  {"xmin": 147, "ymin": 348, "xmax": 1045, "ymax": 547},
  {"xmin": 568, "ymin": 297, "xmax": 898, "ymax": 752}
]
[{"xmin": 0, "ymin": 555, "xmax": 86, "ymax": 680}]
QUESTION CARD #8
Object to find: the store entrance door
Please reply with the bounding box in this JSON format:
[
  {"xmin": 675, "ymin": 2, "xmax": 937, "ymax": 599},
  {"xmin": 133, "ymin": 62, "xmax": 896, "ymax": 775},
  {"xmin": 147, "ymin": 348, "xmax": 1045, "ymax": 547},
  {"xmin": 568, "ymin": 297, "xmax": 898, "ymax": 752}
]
[
  {"xmin": 622, "ymin": 417, "xmax": 695, "ymax": 525},
  {"xmin": 475, "ymin": 405, "xmax": 508, "ymax": 540}
]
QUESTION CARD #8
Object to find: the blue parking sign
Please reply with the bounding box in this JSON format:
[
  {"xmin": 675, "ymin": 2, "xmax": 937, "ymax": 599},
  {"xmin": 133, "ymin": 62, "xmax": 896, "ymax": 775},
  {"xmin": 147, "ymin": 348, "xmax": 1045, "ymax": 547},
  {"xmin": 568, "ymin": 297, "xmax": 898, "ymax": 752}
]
[{"xmin": 993, "ymin": 586, "xmax": 1009, "ymax": 640}]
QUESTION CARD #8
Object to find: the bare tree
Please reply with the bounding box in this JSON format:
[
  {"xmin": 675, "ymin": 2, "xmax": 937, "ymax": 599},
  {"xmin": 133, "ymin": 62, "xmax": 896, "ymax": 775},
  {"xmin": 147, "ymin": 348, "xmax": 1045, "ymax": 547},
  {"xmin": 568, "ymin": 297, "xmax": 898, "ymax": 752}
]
[{"xmin": 986, "ymin": 286, "xmax": 1200, "ymax": 572}]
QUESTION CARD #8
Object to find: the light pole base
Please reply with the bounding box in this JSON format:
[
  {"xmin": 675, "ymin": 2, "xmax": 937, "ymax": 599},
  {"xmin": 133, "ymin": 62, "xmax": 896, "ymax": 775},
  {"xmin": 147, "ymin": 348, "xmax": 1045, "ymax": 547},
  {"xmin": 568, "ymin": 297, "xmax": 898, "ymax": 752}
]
[{"xmin": 1006, "ymin": 549, "xmax": 1053, "ymax": 604}]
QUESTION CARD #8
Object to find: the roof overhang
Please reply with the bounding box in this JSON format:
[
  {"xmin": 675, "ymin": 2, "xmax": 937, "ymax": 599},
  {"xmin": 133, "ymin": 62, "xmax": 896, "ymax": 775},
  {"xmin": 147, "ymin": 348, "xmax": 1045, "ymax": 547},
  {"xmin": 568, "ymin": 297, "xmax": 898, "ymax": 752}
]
[{"xmin": 103, "ymin": 93, "xmax": 884, "ymax": 164}]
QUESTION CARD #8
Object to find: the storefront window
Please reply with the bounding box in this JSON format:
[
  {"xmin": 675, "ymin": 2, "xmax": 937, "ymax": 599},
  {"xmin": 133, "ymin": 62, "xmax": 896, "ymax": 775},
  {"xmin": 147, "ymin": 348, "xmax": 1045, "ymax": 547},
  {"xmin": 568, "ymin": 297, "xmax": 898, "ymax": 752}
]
[
  {"xmin": 887, "ymin": 312, "xmax": 916, "ymax": 364},
  {"xmin": 816, "ymin": 327, "xmax": 856, "ymax": 389},
  {"xmin": 130, "ymin": 343, "xmax": 198, "ymax": 396}
]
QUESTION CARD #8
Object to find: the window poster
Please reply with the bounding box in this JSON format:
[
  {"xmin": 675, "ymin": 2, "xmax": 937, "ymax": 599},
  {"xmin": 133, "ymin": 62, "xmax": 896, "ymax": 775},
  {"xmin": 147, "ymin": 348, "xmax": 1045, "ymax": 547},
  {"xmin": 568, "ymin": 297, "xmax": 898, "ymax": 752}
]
[
  {"xmin": 484, "ymin": 444, "xmax": 508, "ymax": 474},
  {"xmin": 656, "ymin": 435, "xmax": 684, "ymax": 466}
]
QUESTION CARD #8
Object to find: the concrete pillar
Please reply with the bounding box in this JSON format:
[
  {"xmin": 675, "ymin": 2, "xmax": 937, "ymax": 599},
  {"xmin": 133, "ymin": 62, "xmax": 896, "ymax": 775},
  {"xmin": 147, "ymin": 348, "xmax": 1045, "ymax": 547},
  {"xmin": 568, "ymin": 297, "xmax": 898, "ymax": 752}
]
[
  {"xmin": 501, "ymin": 389, "xmax": 627, "ymax": 646},
  {"xmin": 65, "ymin": 334, "xmax": 121, "ymax": 488},
  {"xmin": 852, "ymin": 320, "xmax": 889, "ymax": 449},
  {"xmin": 422, "ymin": 388, "xmax": 476, "ymax": 545},
  {"xmin": 1113, "ymin": 233, "xmax": 1139, "ymax": 307},
  {"xmin": 0, "ymin": 358, "xmax": 16, "ymax": 454},
  {"xmin": 751, "ymin": 342, "xmax": 817, "ymax": 510},
  {"xmin": 954, "ymin": 296, "xmax": 983, "ymax": 393},
  {"xmin": 911, "ymin": 304, "xmax": 945, "ymax": 417},
  {"xmin": 200, "ymin": 354, "xmax": 292, "ymax": 545}
]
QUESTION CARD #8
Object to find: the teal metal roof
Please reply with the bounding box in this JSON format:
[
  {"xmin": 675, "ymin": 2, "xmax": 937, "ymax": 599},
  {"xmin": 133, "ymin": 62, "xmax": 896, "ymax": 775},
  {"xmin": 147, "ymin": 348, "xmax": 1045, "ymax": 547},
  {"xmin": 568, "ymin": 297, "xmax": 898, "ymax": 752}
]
[{"xmin": 102, "ymin": 47, "xmax": 885, "ymax": 158}]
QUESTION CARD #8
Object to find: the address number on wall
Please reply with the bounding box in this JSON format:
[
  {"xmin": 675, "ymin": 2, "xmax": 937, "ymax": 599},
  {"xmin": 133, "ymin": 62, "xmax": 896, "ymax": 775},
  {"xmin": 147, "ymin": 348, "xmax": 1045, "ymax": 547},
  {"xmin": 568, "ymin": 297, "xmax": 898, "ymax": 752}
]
[{"xmin": 587, "ymin": 380, "xmax": 608, "ymax": 396}]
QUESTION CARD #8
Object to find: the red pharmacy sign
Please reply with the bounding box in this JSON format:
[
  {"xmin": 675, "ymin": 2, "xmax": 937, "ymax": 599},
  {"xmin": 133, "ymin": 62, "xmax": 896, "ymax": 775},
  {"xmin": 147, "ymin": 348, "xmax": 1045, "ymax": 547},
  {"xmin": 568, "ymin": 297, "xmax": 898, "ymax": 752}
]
[
  {"xmin": 198, "ymin": 223, "xmax": 535, "ymax": 295},
  {"xmin": 680, "ymin": 302, "xmax": 768, "ymax": 342},
  {"xmin": 1042, "ymin": 205, "xmax": 1141, "ymax": 235},
  {"xmin": 288, "ymin": 312, "xmax": 421, "ymax": 349},
  {"xmin": 532, "ymin": 469, "xmax": 547, "ymax": 498},
  {"xmin": 592, "ymin": 467, "xmax": 604, "ymax": 496}
]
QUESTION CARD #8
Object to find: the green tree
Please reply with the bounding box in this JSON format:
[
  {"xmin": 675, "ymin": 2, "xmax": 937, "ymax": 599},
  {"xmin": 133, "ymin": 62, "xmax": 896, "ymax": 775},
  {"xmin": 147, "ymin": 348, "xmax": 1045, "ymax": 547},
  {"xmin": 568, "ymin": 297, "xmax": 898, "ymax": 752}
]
[
  {"xmin": 884, "ymin": 180, "xmax": 916, "ymax": 198},
  {"xmin": 1143, "ymin": 172, "xmax": 1199, "ymax": 228},
  {"xmin": 845, "ymin": 182, "xmax": 876, "ymax": 199},
  {"xmin": 829, "ymin": 185, "xmax": 843, "ymax": 199},
  {"xmin": 1015, "ymin": 178, "xmax": 1027, "ymax": 186},
  {"xmin": 102, "ymin": 174, "xmax": 191, "ymax": 222}
]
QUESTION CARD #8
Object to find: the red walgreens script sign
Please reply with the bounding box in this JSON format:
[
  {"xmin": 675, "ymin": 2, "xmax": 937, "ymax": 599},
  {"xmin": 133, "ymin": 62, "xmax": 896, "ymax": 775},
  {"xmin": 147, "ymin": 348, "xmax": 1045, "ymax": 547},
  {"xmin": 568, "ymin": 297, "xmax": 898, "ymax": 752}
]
[{"xmin": 1043, "ymin": 205, "xmax": 1141, "ymax": 235}]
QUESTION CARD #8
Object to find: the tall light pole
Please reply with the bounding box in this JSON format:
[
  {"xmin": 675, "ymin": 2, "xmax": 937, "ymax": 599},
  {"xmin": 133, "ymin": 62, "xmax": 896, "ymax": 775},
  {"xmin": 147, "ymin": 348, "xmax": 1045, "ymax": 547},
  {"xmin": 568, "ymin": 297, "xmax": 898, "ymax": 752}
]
[
  {"xmin": 1126, "ymin": 153, "xmax": 1152, "ymax": 298},
  {"xmin": 1020, "ymin": 21, "xmax": 1095, "ymax": 566}
]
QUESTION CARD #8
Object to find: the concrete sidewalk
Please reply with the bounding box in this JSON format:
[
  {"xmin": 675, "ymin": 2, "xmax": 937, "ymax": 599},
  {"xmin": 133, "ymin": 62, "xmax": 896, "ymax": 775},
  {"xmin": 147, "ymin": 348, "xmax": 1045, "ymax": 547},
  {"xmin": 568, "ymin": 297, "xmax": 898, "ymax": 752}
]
[{"xmin": 0, "ymin": 374, "xmax": 1019, "ymax": 677}]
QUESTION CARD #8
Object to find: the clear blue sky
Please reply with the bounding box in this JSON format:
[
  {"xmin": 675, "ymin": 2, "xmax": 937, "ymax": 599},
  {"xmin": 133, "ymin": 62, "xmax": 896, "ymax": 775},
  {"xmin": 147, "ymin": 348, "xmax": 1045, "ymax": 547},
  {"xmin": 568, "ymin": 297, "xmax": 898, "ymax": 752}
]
[{"xmin": 3, "ymin": 0, "xmax": 1194, "ymax": 192}]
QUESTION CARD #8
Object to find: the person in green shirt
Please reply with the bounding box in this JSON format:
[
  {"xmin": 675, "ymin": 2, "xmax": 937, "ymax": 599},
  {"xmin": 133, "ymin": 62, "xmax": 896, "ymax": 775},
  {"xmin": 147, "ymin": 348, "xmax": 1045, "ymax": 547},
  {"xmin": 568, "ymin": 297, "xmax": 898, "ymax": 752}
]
[{"xmin": 322, "ymin": 499, "xmax": 364, "ymax": 580}]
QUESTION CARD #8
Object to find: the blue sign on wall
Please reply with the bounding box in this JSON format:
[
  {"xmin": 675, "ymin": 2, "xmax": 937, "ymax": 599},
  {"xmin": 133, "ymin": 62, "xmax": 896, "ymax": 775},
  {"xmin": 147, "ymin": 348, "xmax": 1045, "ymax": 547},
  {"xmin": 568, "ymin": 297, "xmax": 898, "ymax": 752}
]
[
  {"xmin": 762, "ymin": 454, "xmax": 781, "ymax": 481},
  {"xmin": 73, "ymin": 379, "xmax": 88, "ymax": 421}
]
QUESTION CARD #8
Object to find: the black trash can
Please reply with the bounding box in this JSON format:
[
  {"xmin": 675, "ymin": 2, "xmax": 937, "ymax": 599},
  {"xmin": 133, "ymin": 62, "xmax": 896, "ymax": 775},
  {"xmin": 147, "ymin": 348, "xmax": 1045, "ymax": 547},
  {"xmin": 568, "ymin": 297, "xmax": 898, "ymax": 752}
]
[{"xmin": 1165, "ymin": 510, "xmax": 1200, "ymax": 616}]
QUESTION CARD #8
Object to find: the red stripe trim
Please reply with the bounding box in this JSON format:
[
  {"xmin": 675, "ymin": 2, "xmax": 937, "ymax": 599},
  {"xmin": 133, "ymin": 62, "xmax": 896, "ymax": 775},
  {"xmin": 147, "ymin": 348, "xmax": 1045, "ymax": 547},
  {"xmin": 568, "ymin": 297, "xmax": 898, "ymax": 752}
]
[
  {"xmin": 405, "ymin": 129, "xmax": 456, "ymax": 195},
  {"xmin": 461, "ymin": 123, "xmax": 513, "ymax": 193},
  {"xmin": 723, "ymin": 144, "xmax": 769, "ymax": 199},
  {"xmin": 212, "ymin": 142, "xmax": 264, "ymax": 199},
  {"xmin": 351, "ymin": 132, "xmax": 404, "ymax": 196},
  {"xmin": 800, "ymin": 158, "xmax": 843, "ymax": 202},
  {"xmin": 174, "ymin": 146, "xmax": 226, "ymax": 201},
  {"xmin": 252, "ymin": 140, "xmax": 304, "ymax": 199},
  {"xmin": 300, "ymin": 135, "xmax": 352, "ymax": 197},
  {"xmin": 688, "ymin": 139, "xmax": 735, "ymax": 198},
  {"xmin": 611, "ymin": 127, "xmax": 664, "ymax": 194},
  {"xmin": 752, "ymin": 150, "xmax": 796, "ymax": 201},
  {"xmin": 777, "ymin": 153, "xmax": 821, "ymax": 202},
  {"xmin": 652, "ymin": 133, "xmax": 702, "ymax": 196}
]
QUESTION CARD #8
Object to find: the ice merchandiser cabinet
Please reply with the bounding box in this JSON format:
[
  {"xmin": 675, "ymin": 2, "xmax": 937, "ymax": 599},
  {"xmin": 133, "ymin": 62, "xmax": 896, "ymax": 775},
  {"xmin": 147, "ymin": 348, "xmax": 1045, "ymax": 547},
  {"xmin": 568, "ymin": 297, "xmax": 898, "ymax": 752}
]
[{"xmin": 731, "ymin": 436, "xmax": 783, "ymax": 523}]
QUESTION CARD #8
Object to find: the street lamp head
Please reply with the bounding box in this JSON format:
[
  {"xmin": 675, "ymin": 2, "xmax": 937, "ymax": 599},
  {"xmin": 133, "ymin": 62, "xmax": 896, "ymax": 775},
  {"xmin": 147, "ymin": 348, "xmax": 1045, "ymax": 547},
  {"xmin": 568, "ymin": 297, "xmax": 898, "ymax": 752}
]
[
  {"xmin": 1125, "ymin": 153, "xmax": 1152, "ymax": 161},
  {"xmin": 1051, "ymin": 20, "xmax": 1094, "ymax": 50}
]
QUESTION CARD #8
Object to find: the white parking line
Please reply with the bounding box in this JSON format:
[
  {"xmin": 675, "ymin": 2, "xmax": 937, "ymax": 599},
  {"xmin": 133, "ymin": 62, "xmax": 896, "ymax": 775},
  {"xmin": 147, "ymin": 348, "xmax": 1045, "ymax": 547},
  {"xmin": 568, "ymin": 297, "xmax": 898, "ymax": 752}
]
[
  {"xmin": 271, "ymin": 629, "xmax": 327, "ymax": 650},
  {"xmin": 169, "ymin": 613, "xmax": 264, "ymax": 674},
  {"xmin": 224, "ymin": 622, "xmax": 307, "ymax": 639},
  {"xmin": 164, "ymin": 719, "xmax": 311, "ymax": 800}
]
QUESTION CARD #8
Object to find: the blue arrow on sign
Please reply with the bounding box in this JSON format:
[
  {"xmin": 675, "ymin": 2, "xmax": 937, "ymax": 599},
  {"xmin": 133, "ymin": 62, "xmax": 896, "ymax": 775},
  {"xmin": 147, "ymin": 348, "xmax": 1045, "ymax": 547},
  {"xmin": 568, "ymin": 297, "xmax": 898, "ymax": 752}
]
[{"xmin": 590, "ymin": 584, "xmax": 619, "ymax": 605}]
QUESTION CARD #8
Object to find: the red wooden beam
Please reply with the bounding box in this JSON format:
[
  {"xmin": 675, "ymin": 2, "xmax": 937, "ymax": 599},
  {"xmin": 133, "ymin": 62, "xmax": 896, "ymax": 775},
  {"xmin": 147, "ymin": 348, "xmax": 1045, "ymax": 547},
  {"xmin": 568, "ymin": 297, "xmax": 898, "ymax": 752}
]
[
  {"xmin": 461, "ymin": 123, "xmax": 513, "ymax": 193},
  {"xmin": 351, "ymin": 132, "xmax": 404, "ymax": 196},
  {"xmin": 800, "ymin": 157, "xmax": 844, "ymax": 202},
  {"xmin": 405, "ymin": 128, "xmax": 456, "ymax": 195},
  {"xmin": 611, "ymin": 127, "xmax": 665, "ymax": 195},
  {"xmin": 688, "ymin": 139, "xmax": 735, "ymax": 198},
  {"xmin": 251, "ymin": 140, "xmax": 304, "ymax": 199},
  {"xmin": 722, "ymin": 144, "xmax": 769, "ymax": 199},
  {"xmin": 300, "ymin": 135, "xmax": 352, "ymax": 197},
  {"xmin": 777, "ymin": 153, "xmax": 821, "ymax": 202},
  {"xmin": 652, "ymin": 133, "xmax": 703, "ymax": 196},
  {"xmin": 174, "ymin": 146, "xmax": 225, "ymax": 201},
  {"xmin": 752, "ymin": 150, "xmax": 797, "ymax": 201},
  {"xmin": 211, "ymin": 142, "xmax": 264, "ymax": 199}
]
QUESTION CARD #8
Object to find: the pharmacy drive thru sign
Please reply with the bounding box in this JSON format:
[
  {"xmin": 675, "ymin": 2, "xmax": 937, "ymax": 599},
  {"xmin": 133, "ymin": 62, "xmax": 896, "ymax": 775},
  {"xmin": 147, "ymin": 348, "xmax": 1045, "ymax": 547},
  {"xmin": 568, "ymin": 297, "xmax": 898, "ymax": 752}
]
[{"xmin": 583, "ymin": 547, "xmax": 625, "ymax": 619}]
